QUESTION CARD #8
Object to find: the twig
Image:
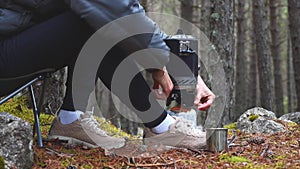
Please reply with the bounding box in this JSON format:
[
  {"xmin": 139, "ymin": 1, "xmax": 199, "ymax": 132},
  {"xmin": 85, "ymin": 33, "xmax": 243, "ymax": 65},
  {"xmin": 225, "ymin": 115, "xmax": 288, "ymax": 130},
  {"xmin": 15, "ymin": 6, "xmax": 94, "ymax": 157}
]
[
  {"xmin": 173, "ymin": 158, "xmax": 177, "ymax": 169},
  {"xmin": 103, "ymin": 165, "xmax": 115, "ymax": 169},
  {"xmin": 187, "ymin": 148, "xmax": 203, "ymax": 156},
  {"xmin": 45, "ymin": 147, "xmax": 74, "ymax": 158},
  {"xmin": 260, "ymin": 145, "xmax": 269, "ymax": 157},
  {"xmin": 158, "ymin": 155, "xmax": 168, "ymax": 163},
  {"xmin": 131, "ymin": 157, "xmax": 137, "ymax": 168},
  {"xmin": 125, "ymin": 160, "xmax": 181, "ymax": 167}
]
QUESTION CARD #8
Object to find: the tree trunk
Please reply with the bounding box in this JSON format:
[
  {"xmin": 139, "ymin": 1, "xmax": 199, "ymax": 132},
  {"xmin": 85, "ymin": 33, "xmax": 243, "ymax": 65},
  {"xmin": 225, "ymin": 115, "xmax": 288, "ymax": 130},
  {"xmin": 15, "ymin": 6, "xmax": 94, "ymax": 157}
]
[
  {"xmin": 192, "ymin": 0, "xmax": 201, "ymax": 28},
  {"xmin": 200, "ymin": 0, "xmax": 211, "ymax": 36},
  {"xmin": 288, "ymin": 0, "xmax": 300, "ymax": 111},
  {"xmin": 209, "ymin": 0, "xmax": 235, "ymax": 125},
  {"xmin": 180, "ymin": 0, "xmax": 193, "ymax": 22},
  {"xmin": 248, "ymin": 0, "xmax": 259, "ymax": 109},
  {"xmin": 234, "ymin": 0, "xmax": 248, "ymax": 120},
  {"xmin": 180, "ymin": 0, "xmax": 193, "ymax": 33},
  {"xmin": 37, "ymin": 68, "xmax": 67, "ymax": 115},
  {"xmin": 249, "ymin": 30, "xmax": 258, "ymax": 108},
  {"xmin": 252, "ymin": 0, "xmax": 275, "ymax": 111},
  {"xmin": 269, "ymin": 0, "xmax": 284, "ymax": 116},
  {"xmin": 287, "ymin": 30, "xmax": 297, "ymax": 113}
]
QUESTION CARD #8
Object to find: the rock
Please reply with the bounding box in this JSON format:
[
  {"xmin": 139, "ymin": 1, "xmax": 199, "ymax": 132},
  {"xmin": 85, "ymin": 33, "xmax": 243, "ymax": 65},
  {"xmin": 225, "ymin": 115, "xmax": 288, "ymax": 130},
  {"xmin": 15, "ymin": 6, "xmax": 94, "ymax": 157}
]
[
  {"xmin": 0, "ymin": 112, "xmax": 34, "ymax": 169},
  {"xmin": 279, "ymin": 112, "xmax": 300, "ymax": 124},
  {"xmin": 251, "ymin": 118, "xmax": 285, "ymax": 133},
  {"xmin": 236, "ymin": 107, "xmax": 285, "ymax": 134}
]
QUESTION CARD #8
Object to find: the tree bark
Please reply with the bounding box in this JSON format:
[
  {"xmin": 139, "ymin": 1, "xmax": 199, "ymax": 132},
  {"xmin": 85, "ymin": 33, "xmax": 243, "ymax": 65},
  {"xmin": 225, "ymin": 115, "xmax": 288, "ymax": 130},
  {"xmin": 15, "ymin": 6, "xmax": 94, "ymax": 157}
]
[
  {"xmin": 249, "ymin": 30, "xmax": 258, "ymax": 108},
  {"xmin": 209, "ymin": 0, "xmax": 235, "ymax": 125},
  {"xmin": 287, "ymin": 30, "xmax": 297, "ymax": 113},
  {"xmin": 248, "ymin": 0, "xmax": 259, "ymax": 109},
  {"xmin": 180, "ymin": 0, "xmax": 193, "ymax": 33},
  {"xmin": 269, "ymin": 0, "xmax": 284, "ymax": 116},
  {"xmin": 192, "ymin": 0, "xmax": 201, "ymax": 28},
  {"xmin": 200, "ymin": 0, "xmax": 211, "ymax": 36},
  {"xmin": 288, "ymin": 0, "xmax": 300, "ymax": 111},
  {"xmin": 37, "ymin": 68, "xmax": 67, "ymax": 115},
  {"xmin": 252, "ymin": 0, "xmax": 275, "ymax": 111},
  {"xmin": 180, "ymin": 0, "xmax": 193, "ymax": 22},
  {"xmin": 234, "ymin": 0, "xmax": 248, "ymax": 120}
]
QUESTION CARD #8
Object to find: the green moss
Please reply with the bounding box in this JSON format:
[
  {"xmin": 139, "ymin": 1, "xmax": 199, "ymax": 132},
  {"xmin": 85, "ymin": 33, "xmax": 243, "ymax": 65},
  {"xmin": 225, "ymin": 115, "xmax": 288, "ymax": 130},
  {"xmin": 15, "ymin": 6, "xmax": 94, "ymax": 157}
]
[
  {"xmin": 274, "ymin": 161, "xmax": 285, "ymax": 168},
  {"xmin": 81, "ymin": 164, "xmax": 94, "ymax": 169},
  {"xmin": 224, "ymin": 122, "xmax": 237, "ymax": 129},
  {"xmin": 227, "ymin": 156, "xmax": 251, "ymax": 163},
  {"xmin": 245, "ymin": 163, "xmax": 272, "ymax": 169},
  {"xmin": 38, "ymin": 113, "xmax": 54, "ymax": 135},
  {"xmin": 0, "ymin": 96, "xmax": 34, "ymax": 123},
  {"xmin": 94, "ymin": 116, "xmax": 138, "ymax": 140},
  {"xmin": 37, "ymin": 161, "xmax": 47, "ymax": 168},
  {"xmin": 0, "ymin": 156, "xmax": 5, "ymax": 169},
  {"xmin": 219, "ymin": 153, "xmax": 251, "ymax": 163},
  {"xmin": 60, "ymin": 159, "xmax": 70, "ymax": 168},
  {"xmin": 274, "ymin": 154, "xmax": 286, "ymax": 160},
  {"xmin": 61, "ymin": 149, "xmax": 76, "ymax": 155},
  {"xmin": 287, "ymin": 122, "xmax": 298, "ymax": 131},
  {"xmin": 288, "ymin": 122, "xmax": 298, "ymax": 127},
  {"xmin": 0, "ymin": 96, "xmax": 54, "ymax": 137},
  {"xmin": 249, "ymin": 114, "xmax": 259, "ymax": 122}
]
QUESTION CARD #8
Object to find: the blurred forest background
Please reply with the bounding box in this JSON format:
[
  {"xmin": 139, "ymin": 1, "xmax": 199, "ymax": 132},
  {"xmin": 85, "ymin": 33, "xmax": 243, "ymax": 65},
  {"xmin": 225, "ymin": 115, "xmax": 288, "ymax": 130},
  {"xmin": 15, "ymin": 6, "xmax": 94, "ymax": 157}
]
[{"xmin": 42, "ymin": 0, "xmax": 300, "ymax": 135}]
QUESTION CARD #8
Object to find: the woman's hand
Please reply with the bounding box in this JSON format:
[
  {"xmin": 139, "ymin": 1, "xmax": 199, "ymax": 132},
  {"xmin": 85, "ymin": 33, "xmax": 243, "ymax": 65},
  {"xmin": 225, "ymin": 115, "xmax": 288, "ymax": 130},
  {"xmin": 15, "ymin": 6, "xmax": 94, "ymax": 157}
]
[
  {"xmin": 151, "ymin": 67, "xmax": 173, "ymax": 100},
  {"xmin": 194, "ymin": 75, "xmax": 215, "ymax": 111}
]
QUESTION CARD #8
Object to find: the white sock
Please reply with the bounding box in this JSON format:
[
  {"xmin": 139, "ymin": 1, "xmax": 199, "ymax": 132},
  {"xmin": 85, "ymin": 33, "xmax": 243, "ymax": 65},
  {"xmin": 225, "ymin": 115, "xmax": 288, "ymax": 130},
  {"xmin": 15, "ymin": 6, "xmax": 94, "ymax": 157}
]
[
  {"xmin": 59, "ymin": 109, "xmax": 84, "ymax": 125},
  {"xmin": 151, "ymin": 114, "xmax": 176, "ymax": 134}
]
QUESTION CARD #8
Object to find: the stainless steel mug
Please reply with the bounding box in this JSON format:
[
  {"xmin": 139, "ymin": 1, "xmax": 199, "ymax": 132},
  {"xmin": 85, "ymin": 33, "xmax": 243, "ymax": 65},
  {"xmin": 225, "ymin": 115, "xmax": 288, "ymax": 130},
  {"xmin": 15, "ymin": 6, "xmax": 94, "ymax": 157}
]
[{"xmin": 206, "ymin": 128, "xmax": 228, "ymax": 152}]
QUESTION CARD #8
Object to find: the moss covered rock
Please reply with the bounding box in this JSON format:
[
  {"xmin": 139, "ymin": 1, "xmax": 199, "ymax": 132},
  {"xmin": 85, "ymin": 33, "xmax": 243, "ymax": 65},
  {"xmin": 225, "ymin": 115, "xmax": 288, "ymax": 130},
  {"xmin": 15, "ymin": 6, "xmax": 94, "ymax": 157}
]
[{"xmin": 236, "ymin": 107, "xmax": 285, "ymax": 134}]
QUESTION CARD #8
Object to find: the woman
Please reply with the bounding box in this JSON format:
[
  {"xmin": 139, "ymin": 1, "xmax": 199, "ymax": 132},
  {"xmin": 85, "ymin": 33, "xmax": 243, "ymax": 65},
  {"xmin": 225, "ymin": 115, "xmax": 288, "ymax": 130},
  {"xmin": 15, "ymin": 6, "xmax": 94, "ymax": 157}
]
[{"xmin": 0, "ymin": 0, "xmax": 215, "ymax": 150}]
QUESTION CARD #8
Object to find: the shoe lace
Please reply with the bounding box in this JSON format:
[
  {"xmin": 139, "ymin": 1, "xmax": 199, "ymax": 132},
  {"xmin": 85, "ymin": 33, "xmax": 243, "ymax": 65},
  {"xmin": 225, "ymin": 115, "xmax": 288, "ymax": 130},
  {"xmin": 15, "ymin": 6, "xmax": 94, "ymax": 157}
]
[{"xmin": 80, "ymin": 111, "xmax": 107, "ymax": 136}]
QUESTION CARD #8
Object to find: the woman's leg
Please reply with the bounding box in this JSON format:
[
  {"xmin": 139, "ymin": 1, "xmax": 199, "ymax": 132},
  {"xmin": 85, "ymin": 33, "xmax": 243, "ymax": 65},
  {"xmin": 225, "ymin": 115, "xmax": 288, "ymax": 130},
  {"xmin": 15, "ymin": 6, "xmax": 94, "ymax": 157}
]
[
  {"xmin": 96, "ymin": 37, "xmax": 168, "ymax": 128},
  {"xmin": 0, "ymin": 10, "xmax": 167, "ymax": 127}
]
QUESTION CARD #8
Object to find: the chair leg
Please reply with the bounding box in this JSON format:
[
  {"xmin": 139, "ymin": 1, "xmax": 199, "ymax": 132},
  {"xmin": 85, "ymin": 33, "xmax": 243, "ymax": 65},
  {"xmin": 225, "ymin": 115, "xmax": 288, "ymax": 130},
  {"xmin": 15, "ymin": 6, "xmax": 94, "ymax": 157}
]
[
  {"xmin": 29, "ymin": 85, "xmax": 43, "ymax": 147},
  {"xmin": 0, "ymin": 77, "xmax": 39, "ymax": 105}
]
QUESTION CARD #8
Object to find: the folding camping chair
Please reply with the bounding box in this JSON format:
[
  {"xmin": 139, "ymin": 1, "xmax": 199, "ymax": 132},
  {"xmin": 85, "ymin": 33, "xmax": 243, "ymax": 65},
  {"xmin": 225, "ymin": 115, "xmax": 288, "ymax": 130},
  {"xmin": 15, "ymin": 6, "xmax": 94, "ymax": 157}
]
[{"xmin": 0, "ymin": 68, "xmax": 55, "ymax": 147}]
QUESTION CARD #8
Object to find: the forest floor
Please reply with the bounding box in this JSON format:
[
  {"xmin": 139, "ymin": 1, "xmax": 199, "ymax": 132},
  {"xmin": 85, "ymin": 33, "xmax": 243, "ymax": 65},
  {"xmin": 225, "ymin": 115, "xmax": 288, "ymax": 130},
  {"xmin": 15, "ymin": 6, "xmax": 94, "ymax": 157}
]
[
  {"xmin": 32, "ymin": 124, "xmax": 300, "ymax": 169},
  {"xmin": 1, "ymin": 97, "xmax": 300, "ymax": 169}
]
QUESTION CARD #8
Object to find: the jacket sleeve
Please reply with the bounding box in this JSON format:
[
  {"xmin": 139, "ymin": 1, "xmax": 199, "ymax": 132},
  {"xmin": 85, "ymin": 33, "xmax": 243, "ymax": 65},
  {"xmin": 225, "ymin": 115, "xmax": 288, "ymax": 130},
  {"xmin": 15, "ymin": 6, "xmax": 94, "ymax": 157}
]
[{"xmin": 64, "ymin": 0, "xmax": 170, "ymax": 69}]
